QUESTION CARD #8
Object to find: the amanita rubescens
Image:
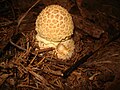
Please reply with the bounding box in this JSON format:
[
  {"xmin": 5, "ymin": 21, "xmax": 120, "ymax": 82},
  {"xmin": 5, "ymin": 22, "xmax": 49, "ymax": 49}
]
[{"xmin": 35, "ymin": 5, "xmax": 75, "ymax": 60}]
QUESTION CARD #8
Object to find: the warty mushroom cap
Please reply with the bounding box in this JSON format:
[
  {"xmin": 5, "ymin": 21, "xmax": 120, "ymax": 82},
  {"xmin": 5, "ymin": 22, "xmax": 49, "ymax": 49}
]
[{"xmin": 35, "ymin": 5, "xmax": 74, "ymax": 42}]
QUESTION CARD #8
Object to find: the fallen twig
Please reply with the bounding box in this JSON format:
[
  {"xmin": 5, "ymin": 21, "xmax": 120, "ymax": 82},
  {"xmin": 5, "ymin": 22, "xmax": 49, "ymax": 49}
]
[
  {"xmin": 42, "ymin": 66, "xmax": 63, "ymax": 76},
  {"xmin": 17, "ymin": 0, "xmax": 41, "ymax": 27}
]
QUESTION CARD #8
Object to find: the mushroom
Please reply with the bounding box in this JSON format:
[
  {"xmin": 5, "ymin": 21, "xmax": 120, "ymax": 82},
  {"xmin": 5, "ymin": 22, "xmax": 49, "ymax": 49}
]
[{"xmin": 35, "ymin": 5, "xmax": 75, "ymax": 60}]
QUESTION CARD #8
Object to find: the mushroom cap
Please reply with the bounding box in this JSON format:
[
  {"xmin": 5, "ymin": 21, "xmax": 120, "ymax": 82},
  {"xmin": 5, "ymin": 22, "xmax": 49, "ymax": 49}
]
[{"xmin": 35, "ymin": 5, "xmax": 74, "ymax": 42}]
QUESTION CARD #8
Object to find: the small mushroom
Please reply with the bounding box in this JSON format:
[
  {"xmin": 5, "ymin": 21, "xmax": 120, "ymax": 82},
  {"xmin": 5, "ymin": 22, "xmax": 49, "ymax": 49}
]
[{"xmin": 35, "ymin": 5, "xmax": 75, "ymax": 60}]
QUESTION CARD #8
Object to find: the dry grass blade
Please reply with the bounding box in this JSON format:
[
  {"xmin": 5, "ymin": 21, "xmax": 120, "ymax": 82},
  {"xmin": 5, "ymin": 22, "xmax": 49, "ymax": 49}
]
[
  {"xmin": 26, "ymin": 66, "xmax": 48, "ymax": 86},
  {"xmin": 89, "ymin": 72, "xmax": 101, "ymax": 80},
  {"xmin": 37, "ymin": 56, "xmax": 45, "ymax": 66},
  {"xmin": 29, "ymin": 52, "xmax": 38, "ymax": 65},
  {"xmin": 43, "ymin": 67, "xmax": 63, "ymax": 76},
  {"xmin": 17, "ymin": 84, "xmax": 39, "ymax": 90},
  {"xmin": 10, "ymin": 38, "xmax": 26, "ymax": 51},
  {"xmin": 17, "ymin": 0, "xmax": 41, "ymax": 27},
  {"xmin": 0, "ymin": 73, "xmax": 13, "ymax": 86}
]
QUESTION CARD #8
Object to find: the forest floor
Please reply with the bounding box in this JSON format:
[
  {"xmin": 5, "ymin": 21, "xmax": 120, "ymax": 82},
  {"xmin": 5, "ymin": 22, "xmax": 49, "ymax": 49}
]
[{"xmin": 0, "ymin": 0, "xmax": 120, "ymax": 90}]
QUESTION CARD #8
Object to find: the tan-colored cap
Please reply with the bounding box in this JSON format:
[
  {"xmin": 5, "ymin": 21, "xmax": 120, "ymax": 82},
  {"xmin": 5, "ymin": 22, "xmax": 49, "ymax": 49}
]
[{"xmin": 35, "ymin": 5, "xmax": 74, "ymax": 42}]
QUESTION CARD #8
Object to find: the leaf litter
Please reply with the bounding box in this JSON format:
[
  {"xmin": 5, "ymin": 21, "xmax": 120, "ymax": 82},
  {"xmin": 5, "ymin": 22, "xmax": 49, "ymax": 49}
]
[{"xmin": 0, "ymin": 0, "xmax": 120, "ymax": 89}]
